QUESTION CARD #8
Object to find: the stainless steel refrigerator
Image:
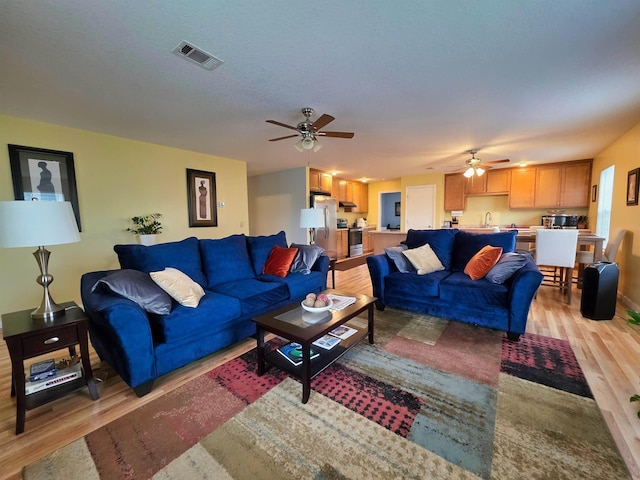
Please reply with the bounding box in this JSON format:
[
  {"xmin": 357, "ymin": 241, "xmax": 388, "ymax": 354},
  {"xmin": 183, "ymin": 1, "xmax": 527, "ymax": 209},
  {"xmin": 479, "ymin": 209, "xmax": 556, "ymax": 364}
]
[{"xmin": 312, "ymin": 195, "xmax": 337, "ymax": 260}]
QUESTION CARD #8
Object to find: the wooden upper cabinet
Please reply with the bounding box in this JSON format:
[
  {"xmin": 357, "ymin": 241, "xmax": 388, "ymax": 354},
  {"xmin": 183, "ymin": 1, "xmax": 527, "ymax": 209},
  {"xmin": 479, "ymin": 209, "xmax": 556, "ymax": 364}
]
[
  {"xmin": 444, "ymin": 174, "xmax": 466, "ymax": 211},
  {"xmin": 465, "ymin": 174, "xmax": 487, "ymax": 195},
  {"xmin": 560, "ymin": 161, "xmax": 591, "ymax": 207},
  {"xmin": 534, "ymin": 161, "xmax": 591, "ymax": 208},
  {"xmin": 509, "ymin": 167, "xmax": 536, "ymax": 208},
  {"xmin": 464, "ymin": 169, "xmax": 510, "ymax": 195},
  {"xmin": 486, "ymin": 169, "xmax": 511, "ymax": 193},
  {"xmin": 354, "ymin": 182, "xmax": 368, "ymax": 212},
  {"xmin": 309, "ymin": 168, "xmax": 332, "ymax": 194}
]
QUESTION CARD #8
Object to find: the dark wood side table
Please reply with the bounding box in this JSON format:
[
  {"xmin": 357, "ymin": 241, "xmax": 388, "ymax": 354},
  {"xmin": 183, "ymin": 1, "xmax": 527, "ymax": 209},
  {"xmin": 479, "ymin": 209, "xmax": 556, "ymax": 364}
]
[{"xmin": 2, "ymin": 301, "xmax": 99, "ymax": 434}]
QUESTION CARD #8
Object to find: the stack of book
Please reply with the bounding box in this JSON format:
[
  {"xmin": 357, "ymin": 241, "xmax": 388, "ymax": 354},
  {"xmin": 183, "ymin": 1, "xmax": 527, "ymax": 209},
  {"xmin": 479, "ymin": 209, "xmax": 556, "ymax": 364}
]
[{"xmin": 25, "ymin": 359, "xmax": 83, "ymax": 395}]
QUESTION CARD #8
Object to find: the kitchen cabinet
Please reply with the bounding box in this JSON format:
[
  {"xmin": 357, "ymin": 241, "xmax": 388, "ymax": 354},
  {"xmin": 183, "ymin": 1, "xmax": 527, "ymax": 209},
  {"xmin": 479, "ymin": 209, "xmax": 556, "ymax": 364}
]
[
  {"xmin": 534, "ymin": 160, "xmax": 591, "ymax": 208},
  {"xmin": 334, "ymin": 177, "xmax": 368, "ymax": 212},
  {"xmin": 309, "ymin": 168, "xmax": 332, "ymax": 194},
  {"xmin": 336, "ymin": 230, "xmax": 348, "ymax": 259},
  {"xmin": 465, "ymin": 169, "xmax": 510, "ymax": 195},
  {"xmin": 509, "ymin": 167, "xmax": 536, "ymax": 208},
  {"xmin": 486, "ymin": 169, "xmax": 511, "ymax": 193},
  {"xmin": 362, "ymin": 227, "xmax": 374, "ymax": 253},
  {"xmin": 444, "ymin": 174, "xmax": 465, "ymax": 211}
]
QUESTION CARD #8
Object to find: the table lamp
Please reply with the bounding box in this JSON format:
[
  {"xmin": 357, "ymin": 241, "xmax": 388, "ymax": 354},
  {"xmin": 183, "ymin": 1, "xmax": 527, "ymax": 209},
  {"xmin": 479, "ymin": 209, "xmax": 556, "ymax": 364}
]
[
  {"xmin": 0, "ymin": 201, "xmax": 81, "ymax": 320},
  {"xmin": 300, "ymin": 208, "xmax": 324, "ymax": 244}
]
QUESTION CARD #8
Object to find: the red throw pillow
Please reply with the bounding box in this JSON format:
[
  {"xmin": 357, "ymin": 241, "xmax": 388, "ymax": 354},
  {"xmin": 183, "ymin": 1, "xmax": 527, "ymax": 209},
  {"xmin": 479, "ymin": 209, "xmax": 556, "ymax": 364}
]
[
  {"xmin": 464, "ymin": 245, "xmax": 503, "ymax": 280},
  {"xmin": 262, "ymin": 245, "xmax": 299, "ymax": 278}
]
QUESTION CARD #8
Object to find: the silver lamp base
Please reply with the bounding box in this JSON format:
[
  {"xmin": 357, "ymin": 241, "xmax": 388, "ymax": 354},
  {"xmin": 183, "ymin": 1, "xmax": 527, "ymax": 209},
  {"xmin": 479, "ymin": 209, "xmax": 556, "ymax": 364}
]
[{"xmin": 31, "ymin": 246, "xmax": 66, "ymax": 320}]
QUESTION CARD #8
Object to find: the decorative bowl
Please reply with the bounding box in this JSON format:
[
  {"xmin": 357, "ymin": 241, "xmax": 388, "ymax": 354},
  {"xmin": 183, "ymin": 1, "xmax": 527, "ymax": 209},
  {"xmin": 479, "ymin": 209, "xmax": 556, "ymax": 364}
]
[{"xmin": 301, "ymin": 299, "xmax": 333, "ymax": 313}]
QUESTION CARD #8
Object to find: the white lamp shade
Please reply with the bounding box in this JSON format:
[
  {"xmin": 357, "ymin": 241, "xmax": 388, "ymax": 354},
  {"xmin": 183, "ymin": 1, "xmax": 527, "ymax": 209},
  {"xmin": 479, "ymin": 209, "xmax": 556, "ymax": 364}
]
[
  {"xmin": 300, "ymin": 208, "xmax": 324, "ymax": 228},
  {"xmin": 0, "ymin": 201, "xmax": 80, "ymax": 248}
]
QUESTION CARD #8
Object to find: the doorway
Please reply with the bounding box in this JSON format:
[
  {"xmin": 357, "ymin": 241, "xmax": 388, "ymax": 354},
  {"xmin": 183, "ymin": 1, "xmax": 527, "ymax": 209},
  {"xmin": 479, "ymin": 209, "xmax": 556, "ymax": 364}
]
[
  {"xmin": 379, "ymin": 191, "xmax": 401, "ymax": 230},
  {"xmin": 405, "ymin": 185, "xmax": 436, "ymax": 230}
]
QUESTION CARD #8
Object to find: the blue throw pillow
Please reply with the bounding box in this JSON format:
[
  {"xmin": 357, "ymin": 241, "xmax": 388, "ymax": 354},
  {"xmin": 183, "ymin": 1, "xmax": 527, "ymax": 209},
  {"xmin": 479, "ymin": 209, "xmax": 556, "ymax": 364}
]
[
  {"xmin": 246, "ymin": 231, "xmax": 288, "ymax": 274},
  {"xmin": 404, "ymin": 229, "xmax": 458, "ymax": 269},
  {"xmin": 199, "ymin": 234, "xmax": 256, "ymax": 288},
  {"xmin": 289, "ymin": 243, "xmax": 324, "ymax": 275},
  {"xmin": 450, "ymin": 230, "xmax": 517, "ymax": 272},
  {"xmin": 91, "ymin": 269, "xmax": 172, "ymax": 315},
  {"xmin": 485, "ymin": 252, "xmax": 528, "ymax": 284},
  {"xmin": 114, "ymin": 237, "xmax": 207, "ymax": 287},
  {"xmin": 384, "ymin": 245, "xmax": 416, "ymax": 273}
]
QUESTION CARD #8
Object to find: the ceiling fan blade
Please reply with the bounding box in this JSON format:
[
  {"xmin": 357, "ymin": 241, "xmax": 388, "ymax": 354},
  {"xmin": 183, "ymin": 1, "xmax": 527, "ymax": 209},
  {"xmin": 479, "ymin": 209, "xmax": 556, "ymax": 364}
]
[
  {"xmin": 318, "ymin": 131, "xmax": 355, "ymax": 138},
  {"xmin": 266, "ymin": 119, "xmax": 298, "ymax": 131},
  {"xmin": 269, "ymin": 134, "xmax": 299, "ymax": 142},
  {"xmin": 486, "ymin": 159, "xmax": 510, "ymax": 164},
  {"xmin": 312, "ymin": 114, "xmax": 335, "ymax": 130}
]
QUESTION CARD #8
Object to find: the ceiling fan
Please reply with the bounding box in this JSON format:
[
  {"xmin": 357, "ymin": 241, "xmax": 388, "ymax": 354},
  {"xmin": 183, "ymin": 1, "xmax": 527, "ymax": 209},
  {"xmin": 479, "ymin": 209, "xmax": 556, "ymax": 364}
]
[
  {"xmin": 266, "ymin": 107, "xmax": 354, "ymax": 152},
  {"xmin": 461, "ymin": 150, "xmax": 509, "ymax": 177}
]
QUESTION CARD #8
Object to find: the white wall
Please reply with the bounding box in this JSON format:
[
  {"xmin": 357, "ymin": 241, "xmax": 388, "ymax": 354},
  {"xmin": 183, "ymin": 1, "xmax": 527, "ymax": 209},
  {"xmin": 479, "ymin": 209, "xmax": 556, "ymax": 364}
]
[{"xmin": 247, "ymin": 167, "xmax": 308, "ymax": 244}]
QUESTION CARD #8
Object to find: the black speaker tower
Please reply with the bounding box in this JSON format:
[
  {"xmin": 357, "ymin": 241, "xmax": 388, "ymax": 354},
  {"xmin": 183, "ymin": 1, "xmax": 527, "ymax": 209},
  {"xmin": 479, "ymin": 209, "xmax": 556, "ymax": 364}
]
[{"xmin": 580, "ymin": 262, "xmax": 619, "ymax": 320}]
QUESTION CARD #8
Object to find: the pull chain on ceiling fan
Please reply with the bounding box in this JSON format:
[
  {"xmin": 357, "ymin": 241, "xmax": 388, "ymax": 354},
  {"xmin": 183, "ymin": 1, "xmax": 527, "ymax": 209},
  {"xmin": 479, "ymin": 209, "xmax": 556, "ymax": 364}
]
[{"xmin": 266, "ymin": 107, "xmax": 354, "ymax": 152}]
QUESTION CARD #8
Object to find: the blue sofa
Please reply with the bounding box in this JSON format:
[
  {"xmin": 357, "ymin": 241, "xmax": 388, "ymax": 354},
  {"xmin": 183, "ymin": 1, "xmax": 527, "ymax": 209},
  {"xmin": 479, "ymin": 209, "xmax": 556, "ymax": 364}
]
[
  {"xmin": 367, "ymin": 229, "xmax": 543, "ymax": 341},
  {"xmin": 80, "ymin": 232, "xmax": 329, "ymax": 396}
]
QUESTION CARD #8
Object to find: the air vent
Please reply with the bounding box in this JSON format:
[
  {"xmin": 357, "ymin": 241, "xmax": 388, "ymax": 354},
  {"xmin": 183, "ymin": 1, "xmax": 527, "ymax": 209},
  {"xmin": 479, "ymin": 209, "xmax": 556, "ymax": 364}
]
[{"xmin": 172, "ymin": 41, "xmax": 224, "ymax": 70}]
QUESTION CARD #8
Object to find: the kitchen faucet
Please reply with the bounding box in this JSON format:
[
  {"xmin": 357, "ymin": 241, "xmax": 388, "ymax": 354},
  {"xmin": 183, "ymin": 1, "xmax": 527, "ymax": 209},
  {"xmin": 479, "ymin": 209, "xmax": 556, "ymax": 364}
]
[{"xmin": 485, "ymin": 211, "xmax": 492, "ymax": 227}]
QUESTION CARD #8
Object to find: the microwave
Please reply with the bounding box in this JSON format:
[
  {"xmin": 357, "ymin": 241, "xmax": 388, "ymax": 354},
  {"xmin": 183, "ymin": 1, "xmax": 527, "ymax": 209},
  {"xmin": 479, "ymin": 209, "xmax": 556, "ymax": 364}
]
[{"xmin": 541, "ymin": 214, "xmax": 578, "ymax": 228}]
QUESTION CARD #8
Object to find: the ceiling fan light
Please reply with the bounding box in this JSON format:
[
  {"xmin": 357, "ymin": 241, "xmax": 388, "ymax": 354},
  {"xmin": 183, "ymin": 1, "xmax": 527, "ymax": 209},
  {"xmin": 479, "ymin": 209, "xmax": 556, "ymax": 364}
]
[
  {"xmin": 312, "ymin": 140, "xmax": 322, "ymax": 152},
  {"xmin": 464, "ymin": 167, "xmax": 474, "ymax": 178},
  {"xmin": 294, "ymin": 139, "xmax": 304, "ymax": 152},
  {"xmin": 476, "ymin": 167, "xmax": 485, "ymax": 176},
  {"xmin": 302, "ymin": 135, "xmax": 315, "ymax": 150}
]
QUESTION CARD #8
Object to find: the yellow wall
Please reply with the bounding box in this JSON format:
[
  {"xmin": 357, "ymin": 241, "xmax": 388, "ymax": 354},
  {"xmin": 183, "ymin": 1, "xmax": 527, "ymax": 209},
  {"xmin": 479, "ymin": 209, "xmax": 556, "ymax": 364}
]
[
  {"xmin": 589, "ymin": 121, "xmax": 640, "ymax": 308},
  {"xmin": 0, "ymin": 115, "xmax": 249, "ymax": 313},
  {"xmin": 366, "ymin": 179, "xmax": 401, "ymax": 228}
]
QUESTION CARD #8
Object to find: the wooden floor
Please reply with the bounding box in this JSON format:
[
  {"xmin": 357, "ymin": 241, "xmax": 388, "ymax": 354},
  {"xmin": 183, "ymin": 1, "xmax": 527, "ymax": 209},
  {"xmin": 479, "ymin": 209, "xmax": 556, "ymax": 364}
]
[{"xmin": 1, "ymin": 265, "xmax": 639, "ymax": 479}]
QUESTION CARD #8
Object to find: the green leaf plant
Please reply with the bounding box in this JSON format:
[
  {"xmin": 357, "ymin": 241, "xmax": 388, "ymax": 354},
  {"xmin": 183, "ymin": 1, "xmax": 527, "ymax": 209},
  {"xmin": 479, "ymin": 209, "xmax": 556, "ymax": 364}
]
[{"xmin": 127, "ymin": 213, "xmax": 163, "ymax": 235}]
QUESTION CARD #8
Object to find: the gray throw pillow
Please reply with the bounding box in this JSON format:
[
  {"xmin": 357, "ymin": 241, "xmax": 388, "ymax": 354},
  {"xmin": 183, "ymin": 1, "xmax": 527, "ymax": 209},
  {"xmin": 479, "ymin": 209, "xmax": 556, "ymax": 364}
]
[
  {"xmin": 289, "ymin": 243, "xmax": 324, "ymax": 274},
  {"xmin": 384, "ymin": 245, "xmax": 416, "ymax": 273},
  {"xmin": 92, "ymin": 269, "xmax": 172, "ymax": 315},
  {"xmin": 485, "ymin": 253, "xmax": 527, "ymax": 284}
]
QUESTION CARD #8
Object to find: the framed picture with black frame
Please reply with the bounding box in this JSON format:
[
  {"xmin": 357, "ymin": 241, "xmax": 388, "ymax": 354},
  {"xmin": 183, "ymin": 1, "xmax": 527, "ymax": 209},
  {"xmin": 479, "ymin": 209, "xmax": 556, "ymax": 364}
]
[
  {"xmin": 591, "ymin": 184, "xmax": 597, "ymax": 202},
  {"xmin": 395, "ymin": 201, "xmax": 401, "ymax": 216},
  {"xmin": 8, "ymin": 144, "xmax": 82, "ymax": 230},
  {"xmin": 186, "ymin": 168, "xmax": 217, "ymax": 227},
  {"xmin": 627, "ymin": 168, "xmax": 639, "ymax": 206}
]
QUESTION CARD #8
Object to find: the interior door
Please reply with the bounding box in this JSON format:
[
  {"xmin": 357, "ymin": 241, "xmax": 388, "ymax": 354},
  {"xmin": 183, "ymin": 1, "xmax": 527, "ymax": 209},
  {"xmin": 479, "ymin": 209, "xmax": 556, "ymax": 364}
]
[{"xmin": 405, "ymin": 185, "xmax": 436, "ymax": 230}]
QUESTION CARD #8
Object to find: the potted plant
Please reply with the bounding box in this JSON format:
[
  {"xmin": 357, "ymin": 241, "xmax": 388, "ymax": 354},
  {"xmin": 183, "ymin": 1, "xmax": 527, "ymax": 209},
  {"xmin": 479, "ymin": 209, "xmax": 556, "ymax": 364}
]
[
  {"xmin": 127, "ymin": 213, "xmax": 163, "ymax": 245},
  {"xmin": 627, "ymin": 310, "xmax": 640, "ymax": 419}
]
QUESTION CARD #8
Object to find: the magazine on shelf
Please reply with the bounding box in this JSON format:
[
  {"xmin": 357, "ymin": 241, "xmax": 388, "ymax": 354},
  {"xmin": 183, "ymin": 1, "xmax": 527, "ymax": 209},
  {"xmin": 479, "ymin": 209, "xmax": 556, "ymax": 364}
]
[
  {"xmin": 312, "ymin": 334, "xmax": 341, "ymax": 350},
  {"xmin": 326, "ymin": 294, "xmax": 356, "ymax": 311},
  {"xmin": 328, "ymin": 325, "xmax": 358, "ymax": 340},
  {"xmin": 25, "ymin": 363, "xmax": 83, "ymax": 395},
  {"xmin": 276, "ymin": 342, "xmax": 320, "ymax": 366},
  {"xmin": 29, "ymin": 358, "xmax": 56, "ymax": 382}
]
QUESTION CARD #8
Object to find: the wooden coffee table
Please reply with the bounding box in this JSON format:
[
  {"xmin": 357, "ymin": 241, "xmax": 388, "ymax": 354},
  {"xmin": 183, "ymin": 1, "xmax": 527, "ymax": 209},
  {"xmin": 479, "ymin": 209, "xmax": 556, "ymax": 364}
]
[{"xmin": 253, "ymin": 289, "xmax": 376, "ymax": 403}]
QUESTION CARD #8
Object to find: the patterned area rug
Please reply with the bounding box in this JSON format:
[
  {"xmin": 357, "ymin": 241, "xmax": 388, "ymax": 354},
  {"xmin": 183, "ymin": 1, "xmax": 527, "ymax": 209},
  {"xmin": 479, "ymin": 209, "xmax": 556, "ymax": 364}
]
[{"xmin": 24, "ymin": 308, "xmax": 630, "ymax": 479}]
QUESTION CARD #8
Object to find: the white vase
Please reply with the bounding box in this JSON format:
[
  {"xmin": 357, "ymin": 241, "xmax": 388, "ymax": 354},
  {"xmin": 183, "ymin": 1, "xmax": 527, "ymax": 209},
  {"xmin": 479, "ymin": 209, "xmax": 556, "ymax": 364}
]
[{"xmin": 138, "ymin": 234, "xmax": 157, "ymax": 246}]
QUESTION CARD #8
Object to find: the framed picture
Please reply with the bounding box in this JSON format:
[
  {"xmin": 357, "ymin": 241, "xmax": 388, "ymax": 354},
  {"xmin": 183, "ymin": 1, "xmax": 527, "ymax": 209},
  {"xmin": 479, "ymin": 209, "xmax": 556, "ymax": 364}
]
[
  {"xmin": 186, "ymin": 168, "xmax": 217, "ymax": 227},
  {"xmin": 395, "ymin": 201, "xmax": 401, "ymax": 216},
  {"xmin": 8, "ymin": 144, "xmax": 82, "ymax": 230},
  {"xmin": 591, "ymin": 184, "xmax": 597, "ymax": 202},
  {"xmin": 627, "ymin": 168, "xmax": 639, "ymax": 206}
]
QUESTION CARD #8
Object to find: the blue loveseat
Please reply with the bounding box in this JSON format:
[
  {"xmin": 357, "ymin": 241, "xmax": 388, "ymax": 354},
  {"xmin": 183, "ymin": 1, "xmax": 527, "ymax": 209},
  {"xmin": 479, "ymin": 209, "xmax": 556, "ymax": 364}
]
[
  {"xmin": 366, "ymin": 229, "xmax": 543, "ymax": 340},
  {"xmin": 81, "ymin": 232, "xmax": 329, "ymax": 396}
]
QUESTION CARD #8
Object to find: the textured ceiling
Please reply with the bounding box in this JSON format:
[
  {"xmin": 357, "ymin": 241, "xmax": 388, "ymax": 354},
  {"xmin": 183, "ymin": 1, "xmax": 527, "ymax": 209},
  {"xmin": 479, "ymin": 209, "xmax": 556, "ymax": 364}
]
[{"xmin": 1, "ymin": 1, "xmax": 640, "ymax": 181}]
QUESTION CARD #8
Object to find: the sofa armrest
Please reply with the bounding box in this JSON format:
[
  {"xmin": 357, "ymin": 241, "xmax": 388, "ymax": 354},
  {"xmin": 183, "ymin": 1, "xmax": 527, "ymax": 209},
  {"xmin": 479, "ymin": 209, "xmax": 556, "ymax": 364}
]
[
  {"xmin": 366, "ymin": 254, "xmax": 396, "ymax": 310},
  {"xmin": 312, "ymin": 254, "xmax": 330, "ymax": 275},
  {"xmin": 81, "ymin": 271, "xmax": 157, "ymax": 388},
  {"xmin": 506, "ymin": 257, "xmax": 544, "ymax": 334}
]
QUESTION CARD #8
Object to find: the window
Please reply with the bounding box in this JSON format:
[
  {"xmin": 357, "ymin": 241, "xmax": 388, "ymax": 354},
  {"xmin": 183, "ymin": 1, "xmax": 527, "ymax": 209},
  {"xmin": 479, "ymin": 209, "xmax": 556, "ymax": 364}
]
[{"xmin": 596, "ymin": 166, "xmax": 614, "ymax": 246}]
